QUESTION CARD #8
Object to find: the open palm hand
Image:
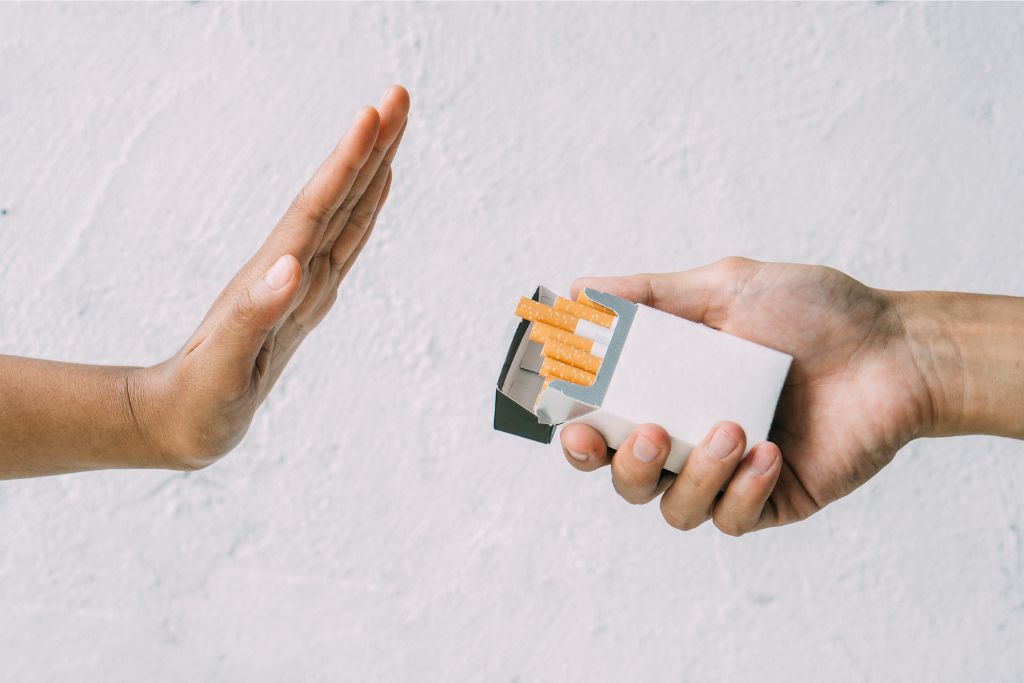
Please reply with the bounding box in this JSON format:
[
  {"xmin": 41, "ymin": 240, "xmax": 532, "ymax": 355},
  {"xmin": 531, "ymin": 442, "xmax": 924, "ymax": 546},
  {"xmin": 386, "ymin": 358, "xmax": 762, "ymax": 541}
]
[{"xmin": 132, "ymin": 86, "xmax": 410, "ymax": 469}]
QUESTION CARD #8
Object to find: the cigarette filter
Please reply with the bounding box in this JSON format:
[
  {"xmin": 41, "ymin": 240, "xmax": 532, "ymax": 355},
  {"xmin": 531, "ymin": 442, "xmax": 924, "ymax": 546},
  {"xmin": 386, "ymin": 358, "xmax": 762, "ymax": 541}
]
[
  {"xmin": 516, "ymin": 297, "xmax": 612, "ymax": 345},
  {"xmin": 515, "ymin": 297, "xmax": 578, "ymax": 333},
  {"xmin": 529, "ymin": 322, "xmax": 597, "ymax": 354},
  {"xmin": 577, "ymin": 290, "xmax": 616, "ymax": 315},
  {"xmin": 539, "ymin": 357, "xmax": 597, "ymax": 386},
  {"xmin": 541, "ymin": 340, "xmax": 602, "ymax": 375},
  {"xmin": 535, "ymin": 377, "xmax": 554, "ymax": 406},
  {"xmin": 553, "ymin": 296, "xmax": 615, "ymax": 328}
]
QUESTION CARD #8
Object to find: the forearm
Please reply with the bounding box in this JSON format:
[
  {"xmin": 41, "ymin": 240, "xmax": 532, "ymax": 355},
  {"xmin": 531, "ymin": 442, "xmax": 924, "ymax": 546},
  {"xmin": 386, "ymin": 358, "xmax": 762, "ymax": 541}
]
[
  {"xmin": 894, "ymin": 291, "xmax": 1024, "ymax": 439},
  {"xmin": 0, "ymin": 355, "xmax": 159, "ymax": 479}
]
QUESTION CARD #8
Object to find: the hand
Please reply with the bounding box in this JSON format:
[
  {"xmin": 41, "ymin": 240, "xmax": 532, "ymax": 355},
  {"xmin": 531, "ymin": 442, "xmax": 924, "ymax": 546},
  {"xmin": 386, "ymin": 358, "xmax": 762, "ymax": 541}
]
[
  {"xmin": 560, "ymin": 257, "xmax": 938, "ymax": 535},
  {"xmin": 131, "ymin": 85, "xmax": 410, "ymax": 470}
]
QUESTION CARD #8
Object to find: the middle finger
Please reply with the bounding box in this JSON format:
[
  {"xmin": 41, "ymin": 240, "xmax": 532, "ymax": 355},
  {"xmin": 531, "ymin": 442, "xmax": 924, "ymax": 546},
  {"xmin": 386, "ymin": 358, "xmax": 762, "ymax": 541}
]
[{"xmin": 660, "ymin": 422, "xmax": 746, "ymax": 531}]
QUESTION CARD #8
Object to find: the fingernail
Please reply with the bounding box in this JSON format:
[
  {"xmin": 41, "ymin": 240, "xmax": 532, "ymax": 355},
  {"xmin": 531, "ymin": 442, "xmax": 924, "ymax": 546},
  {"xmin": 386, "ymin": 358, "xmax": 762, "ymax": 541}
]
[
  {"xmin": 749, "ymin": 447, "xmax": 776, "ymax": 475},
  {"xmin": 633, "ymin": 435, "xmax": 660, "ymax": 463},
  {"xmin": 264, "ymin": 256, "xmax": 293, "ymax": 291},
  {"xmin": 567, "ymin": 450, "xmax": 589, "ymax": 463},
  {"xmin": 707, "ymin": 428, "xmax": 737, "ymax": 460}
]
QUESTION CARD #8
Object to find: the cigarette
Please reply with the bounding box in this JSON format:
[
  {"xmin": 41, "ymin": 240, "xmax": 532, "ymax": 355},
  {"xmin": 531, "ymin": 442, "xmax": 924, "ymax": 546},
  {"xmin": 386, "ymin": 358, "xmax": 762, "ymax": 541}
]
[
  {"xmin": 516, "ymin": 297, "xmax": 613, "ymax": 345},
  {"xmin": 576, "ymin": 290, "xmax": 616, "ymax": 316},
  {"xmin": 554, "ymin": 296, "xmax": 615, "ymax": 328},
  {"xmin": 516, "ymin": 297, "xmax": 579, "ymax": 333},
  {"xmin": 539, "ymin": 356, "xmax": 597, "ymax": 386},
  {"xmin": 529, "ymin": 322, "xmax": 594, "ymax": 353},
  {"xmin": 542, "ymin": 340, "xmax": 602, "ymax": 375}
]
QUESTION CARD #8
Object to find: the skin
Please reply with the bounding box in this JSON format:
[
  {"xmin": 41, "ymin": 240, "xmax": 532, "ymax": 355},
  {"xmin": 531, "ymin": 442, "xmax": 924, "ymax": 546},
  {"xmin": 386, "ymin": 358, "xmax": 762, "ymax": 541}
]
[
  {"xmin": 0, "ymin": 85, "xmax": 410, "ymax": 479},
  {"xmin": 561, "ymin": 258, "xmax": 1024, "ymax": 536}
]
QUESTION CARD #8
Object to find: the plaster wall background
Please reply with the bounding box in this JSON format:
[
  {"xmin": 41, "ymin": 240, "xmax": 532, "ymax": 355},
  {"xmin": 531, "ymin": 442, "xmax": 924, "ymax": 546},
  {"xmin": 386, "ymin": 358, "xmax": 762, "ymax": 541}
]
[{"xmin": 1, "ymin": 3, "xmax": 1023, "ymax": 680}]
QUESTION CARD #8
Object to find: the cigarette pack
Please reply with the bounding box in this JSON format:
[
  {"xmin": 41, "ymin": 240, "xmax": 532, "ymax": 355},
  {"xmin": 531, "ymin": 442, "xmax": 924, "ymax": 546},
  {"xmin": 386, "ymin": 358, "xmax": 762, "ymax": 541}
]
[{"xmin": 494, "ymin": 286, "xmax": 793, "ymax": 473}]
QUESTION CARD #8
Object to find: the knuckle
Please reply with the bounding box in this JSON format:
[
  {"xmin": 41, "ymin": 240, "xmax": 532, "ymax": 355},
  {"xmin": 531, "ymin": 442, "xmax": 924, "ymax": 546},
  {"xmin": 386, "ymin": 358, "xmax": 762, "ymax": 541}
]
[
  {"xmin": 329, "ymin": 245, "xmax": 349, "ymax": 270},
  {"xmin": 338, "ymin": 192, "xmax": 363, "ymax": 215},
  {"xmin": 713, "ymin": 514, "xmax": 747, "ymax": 537},
  {"xmin": 716, "ymin": 255, "xmax": 753, "ymax": 272},
  {"xmin": 660, "ymin": 501, "xmax": 703, "ymax": 531},
  {"xmin": 714, "ymin": 256, "xmax": 755, "ymax": 284},
  {"xmin": 611, "ymin": 479, "xmax": 644, "ymax": 505},
  {"xmin": 349, "ymin": 203, "xmax": 376, "ymax": 227},
  {"xmin": 231, "ymin": 290, "xmax": 261, "ymax": 327},
  {"xmin": 289, "ymin": 186, "xmax": 331, "ymax": 226},
  {"xmin": 713, "ymin": 256, "xmax": 763, "ymax": 299},
  {"xmin": 680, "ymin": 466, "xmax": 711, "ymax": 494}
]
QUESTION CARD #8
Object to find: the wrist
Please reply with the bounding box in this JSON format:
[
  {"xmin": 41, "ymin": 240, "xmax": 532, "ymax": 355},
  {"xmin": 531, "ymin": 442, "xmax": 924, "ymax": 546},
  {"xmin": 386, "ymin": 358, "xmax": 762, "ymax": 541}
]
[
  {"xmin": 124, "ymin": 363, "xmax": 188, "ymax": 470},
  {"xmin": 891, "ymin": 289, "xmax": 1024, "ymax": 439},
  {"xmin": 128, "ymin": 358, "xmax": 241, "ymax": 471},
  {"xmin": 889, "ymin": 290, "xmax": 966, "ymax": 438}
]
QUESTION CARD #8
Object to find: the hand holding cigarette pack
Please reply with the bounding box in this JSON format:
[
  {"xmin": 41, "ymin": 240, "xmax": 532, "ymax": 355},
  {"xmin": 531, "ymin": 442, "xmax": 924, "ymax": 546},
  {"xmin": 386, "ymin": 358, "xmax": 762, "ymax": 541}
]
[{"xmin": 494, "ymin": 286, "xmax": 793, "ymax": 473}]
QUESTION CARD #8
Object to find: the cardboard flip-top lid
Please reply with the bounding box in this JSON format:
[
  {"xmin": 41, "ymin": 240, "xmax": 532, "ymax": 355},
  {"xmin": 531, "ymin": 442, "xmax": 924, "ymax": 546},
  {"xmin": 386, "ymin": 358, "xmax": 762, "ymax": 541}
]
[{"xmin": 494, "ymin": 288, "xmax": 555, "ymax": 443}]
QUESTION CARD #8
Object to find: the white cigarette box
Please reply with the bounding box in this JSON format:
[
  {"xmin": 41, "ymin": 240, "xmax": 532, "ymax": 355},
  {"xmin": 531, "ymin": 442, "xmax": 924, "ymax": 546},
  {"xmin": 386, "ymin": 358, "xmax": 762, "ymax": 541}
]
[{"xmin": 494, "ymin": 286, "xmax": 792, "ymax": 473}]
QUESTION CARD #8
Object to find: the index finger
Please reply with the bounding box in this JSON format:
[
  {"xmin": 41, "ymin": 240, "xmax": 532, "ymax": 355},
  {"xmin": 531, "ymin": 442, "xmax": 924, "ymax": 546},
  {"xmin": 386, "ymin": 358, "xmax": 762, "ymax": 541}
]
[
  {"xmin": 570, "ymin": 272, "xmax": 713, "ymax": 323},
  {"xmin": 560, "ymin": 422, "xmax": 612, "ymax": 472},
  {"xmin": 570, "ymin": 257, "xmax": 761, "ymax": 323}
]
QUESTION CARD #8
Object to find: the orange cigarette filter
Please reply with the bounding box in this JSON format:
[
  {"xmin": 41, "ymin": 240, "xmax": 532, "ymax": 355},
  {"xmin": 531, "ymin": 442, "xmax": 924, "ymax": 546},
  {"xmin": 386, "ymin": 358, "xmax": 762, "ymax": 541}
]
[
  {"xmin": 542, "ymin": 340, "xmax": 602, "ymax": 375},
  {"xmin": 516, "ymin": 297, "xmax": 579, "ymax": 333},
  {"xmin": 539, "ymin": 356, "xmax": 597, "ymax": 386},
  {"xmin": 529, "ymin": 322, "xmax": 594, "ymax": 353},
  {"xmin": 576, "ymin": 290, "xmax": 616, "ymax": 316},
  {"xmin": 553, "ymin": 296, "xmax": 615, "ymax": 328},
  {"xmin": 535, "ymin": 377, "xmax": 554, "ymax": 404}
]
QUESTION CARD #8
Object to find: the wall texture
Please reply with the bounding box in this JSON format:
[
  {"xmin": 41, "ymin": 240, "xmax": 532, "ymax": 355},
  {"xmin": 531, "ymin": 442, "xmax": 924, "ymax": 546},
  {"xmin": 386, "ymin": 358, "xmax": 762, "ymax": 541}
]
[{"xmin": 2, "ymin": 3, "xmax": 1024, "ymax": 681}]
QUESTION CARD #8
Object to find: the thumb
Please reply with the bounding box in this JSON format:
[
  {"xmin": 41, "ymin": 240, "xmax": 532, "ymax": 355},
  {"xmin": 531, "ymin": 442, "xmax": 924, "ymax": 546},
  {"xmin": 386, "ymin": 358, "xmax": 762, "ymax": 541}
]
[
  {"xmin": 211, "ymin": 254, "xmax": 302, "ymax": 370},
  {"xmin": 570, "ymin": 257, "xmax": 756, "ymax": 323}
]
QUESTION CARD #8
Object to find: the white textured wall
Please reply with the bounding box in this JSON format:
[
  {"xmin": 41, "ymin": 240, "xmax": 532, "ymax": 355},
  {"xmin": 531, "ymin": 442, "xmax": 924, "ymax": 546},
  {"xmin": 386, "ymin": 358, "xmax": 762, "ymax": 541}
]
[{"xmin": 2, "ymin": 3, "xmax": 1023, "ymax": 680}]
